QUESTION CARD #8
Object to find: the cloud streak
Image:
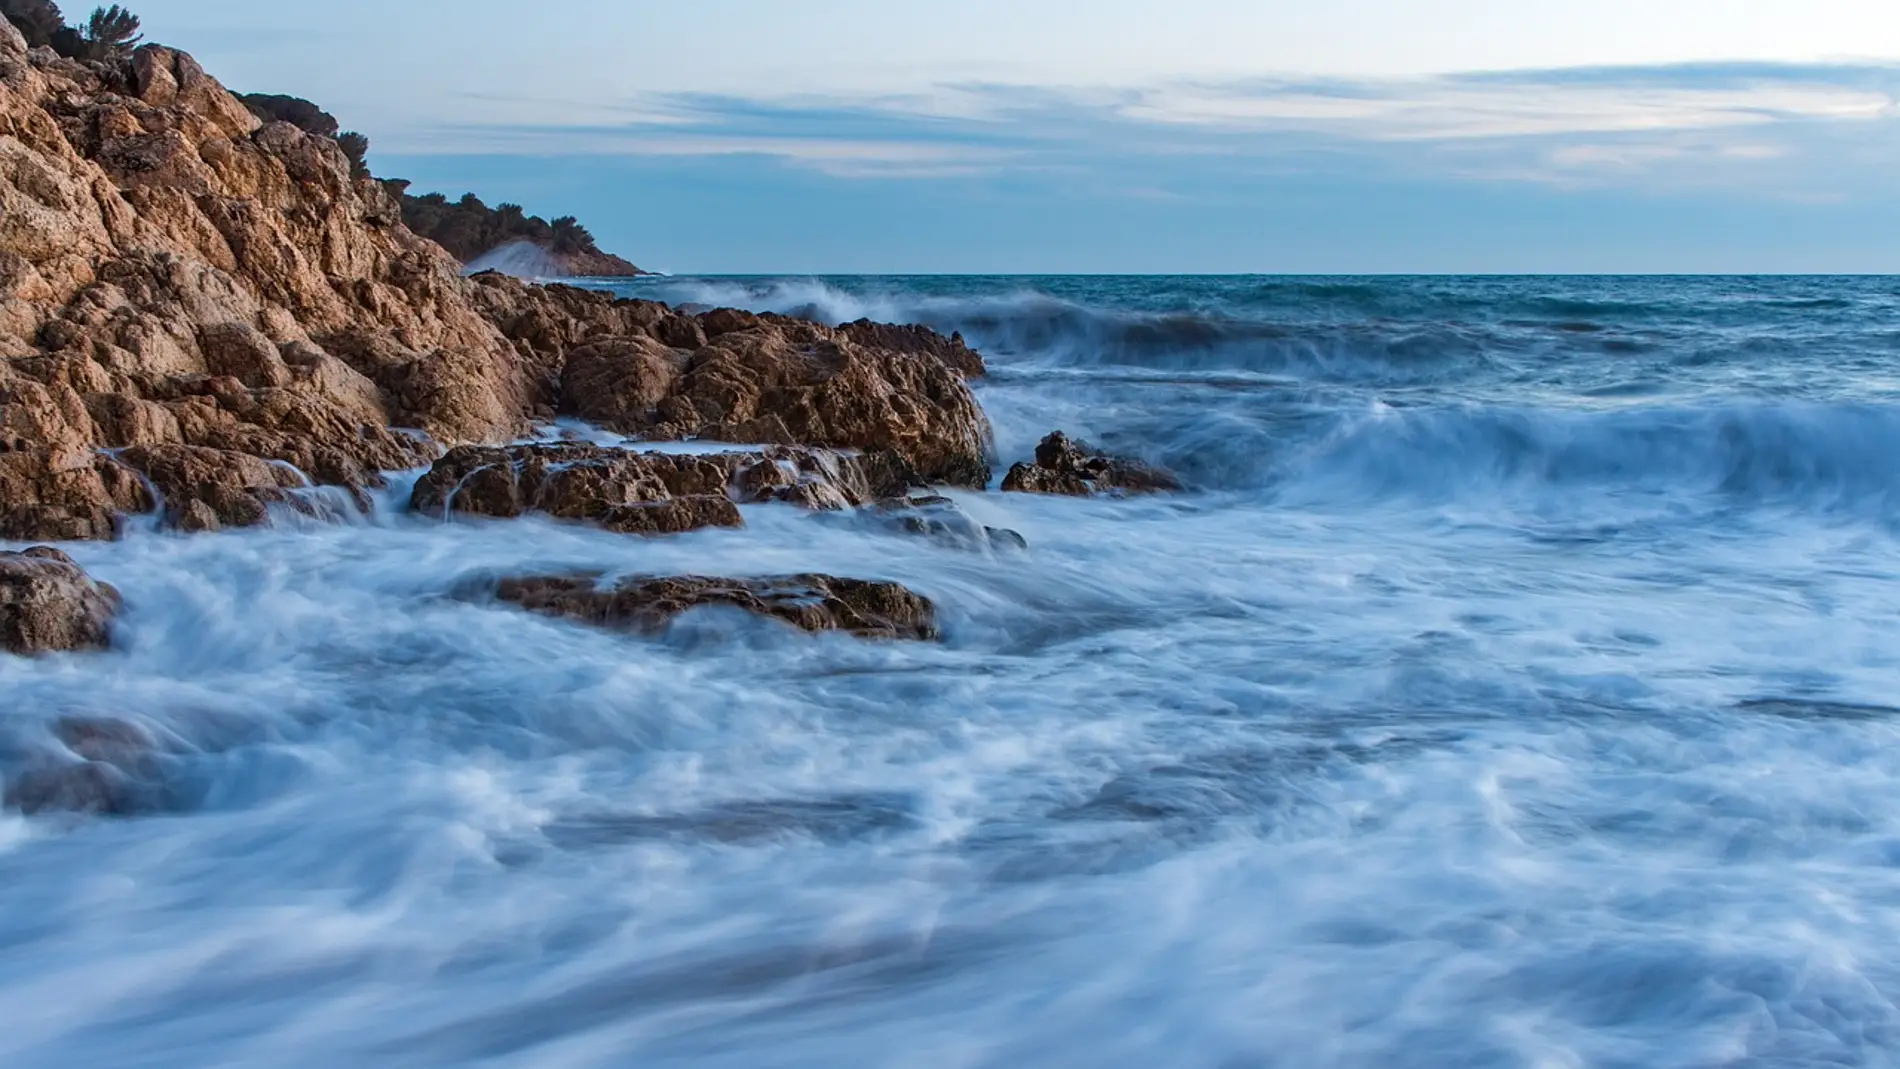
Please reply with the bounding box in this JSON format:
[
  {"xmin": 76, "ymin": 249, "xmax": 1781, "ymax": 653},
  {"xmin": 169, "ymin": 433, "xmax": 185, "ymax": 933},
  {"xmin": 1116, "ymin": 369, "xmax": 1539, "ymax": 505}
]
[{"xmin": 377, "ymin": 62, "xmax": 1900, "ymax": 194}]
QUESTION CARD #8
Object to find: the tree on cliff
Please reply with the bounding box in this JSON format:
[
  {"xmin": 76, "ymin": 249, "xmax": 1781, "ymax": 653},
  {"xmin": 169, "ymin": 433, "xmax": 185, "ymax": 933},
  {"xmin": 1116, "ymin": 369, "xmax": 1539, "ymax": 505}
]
[
  {"xmin": 239, "ymin": 94, "xmax": 341, "ymax": 139},
  {"xmin": 83, "ymin": 4, "xmax": 140, "ymax": 54},
  {"xmin": 4, "ymin": 0, "xmax": 143, "ymax": 59},
  {"xmin": 550, "ymin": 217, "xmax": 595, "ymax": 256},
  {"xmin": 336, "ymin": 131, "xmax": 370, "ymax": 179}
]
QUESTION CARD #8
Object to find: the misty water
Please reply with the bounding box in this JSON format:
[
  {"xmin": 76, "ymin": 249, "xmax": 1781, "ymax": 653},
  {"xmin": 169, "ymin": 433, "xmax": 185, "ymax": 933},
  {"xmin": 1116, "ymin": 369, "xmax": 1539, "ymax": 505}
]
[{"xmin": 6, "ymin": 275, "xmax": 1900, "ymax": 1067}]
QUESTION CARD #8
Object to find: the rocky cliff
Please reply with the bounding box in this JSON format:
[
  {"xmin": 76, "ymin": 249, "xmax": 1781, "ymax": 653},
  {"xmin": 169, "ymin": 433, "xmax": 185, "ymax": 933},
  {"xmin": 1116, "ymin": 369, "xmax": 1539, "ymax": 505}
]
[{"xmin": 0, "ymin": 23, "xmax": 993, "ymax": 541}]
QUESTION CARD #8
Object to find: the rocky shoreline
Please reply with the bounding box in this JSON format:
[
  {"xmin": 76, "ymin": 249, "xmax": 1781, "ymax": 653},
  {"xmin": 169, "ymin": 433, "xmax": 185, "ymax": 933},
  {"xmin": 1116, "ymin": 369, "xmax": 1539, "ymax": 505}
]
[{"xmin": 0, "ymin": 22, "xmax": 1176, "ymax": 683}]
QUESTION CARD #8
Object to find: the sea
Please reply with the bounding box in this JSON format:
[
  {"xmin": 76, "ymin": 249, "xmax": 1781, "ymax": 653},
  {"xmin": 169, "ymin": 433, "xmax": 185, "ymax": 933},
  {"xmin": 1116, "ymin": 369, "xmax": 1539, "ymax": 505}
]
[{"xmin": 4, "ymin": 275, "xmax": 1900, "ymax": 1067}]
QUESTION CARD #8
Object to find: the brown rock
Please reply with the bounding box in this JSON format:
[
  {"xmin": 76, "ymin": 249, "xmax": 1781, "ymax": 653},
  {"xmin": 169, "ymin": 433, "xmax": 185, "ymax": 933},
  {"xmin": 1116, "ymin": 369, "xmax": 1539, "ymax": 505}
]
[
  {"xmin": 1001, "ymin": 431, "xmax": 1181, "ymax": 498},
  {"xmin": 116, "ymin": 443, "xmax": 305, "ymax": 531},
  {"xmin": 494, "ymin": 573, "xmax": 939, "ymax": 641},
  {"xmin": 837, "ymin": 319, "xmax": 986, "ymax": 378},
  {"xmin": 0, "ymin": 36, "xmax": 1001, "ymax": 540},
  {"xmin": 0, "ymin": 546, "xmax": 120, "ymax": 654},
  {"xmin": 0, "ymin": 39, "xmax": 535, "ymax": 541},
  {"xmin": 0, "ymin": 447, "xmax": 152, "ymax": 540},
  {"xmin": 470, "ymin": 275, "xmax": 993, "ymax": 486},
  {"xmin": 558, "ymin": 334, "xmax": 685, "ymax": 431},
  {"xmin": 410, "ymin": 441, "xmax": 917, "ymax": 535}
]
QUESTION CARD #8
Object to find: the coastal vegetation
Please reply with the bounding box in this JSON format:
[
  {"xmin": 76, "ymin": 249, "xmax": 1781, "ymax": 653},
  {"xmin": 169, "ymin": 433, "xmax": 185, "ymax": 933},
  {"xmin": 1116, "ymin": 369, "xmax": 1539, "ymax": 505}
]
[
  {"xmin": 237, "ymin": 91, "xmax": 635, "ymax": 273},
  {"xmin": 1, "ymin": 0, "xmax": 140, "ymax": 60}
]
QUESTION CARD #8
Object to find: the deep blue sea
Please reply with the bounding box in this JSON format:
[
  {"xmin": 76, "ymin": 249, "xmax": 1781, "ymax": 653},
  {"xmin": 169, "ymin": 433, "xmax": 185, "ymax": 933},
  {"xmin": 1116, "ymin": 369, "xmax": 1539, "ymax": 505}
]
[{"xmin": 5, "ymin": 275, "xmax": 1900, "ymax": 1067}]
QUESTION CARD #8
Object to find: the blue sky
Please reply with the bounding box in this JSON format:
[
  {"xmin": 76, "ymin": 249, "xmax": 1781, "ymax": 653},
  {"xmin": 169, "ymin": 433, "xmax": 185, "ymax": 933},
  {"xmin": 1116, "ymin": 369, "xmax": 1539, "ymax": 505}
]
[{"xmin": 126, "ymin": 0, "xmax": 1900, "ymax": 272}]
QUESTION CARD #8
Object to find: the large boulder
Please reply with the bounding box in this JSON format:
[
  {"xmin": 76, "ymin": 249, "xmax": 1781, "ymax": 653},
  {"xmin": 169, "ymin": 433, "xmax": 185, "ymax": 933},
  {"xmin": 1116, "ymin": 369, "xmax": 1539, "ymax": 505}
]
[
  {"xmin": 409, "ymin": 441, "xmax": 918, "ymax": 535},
  {"xmin": 492, "ymin": 573, "xmax": 939, "ymax": 641},
  {"xmin": 469, "ymin": 275, "xmax": 994, "ymax": 486},
  {"xmin": 1001, "ymin": 431, "xmax": 1181, "ymax": 498},
  {"xmin": 0, "ymin": 547, "xmax": 120, "ymax": 654}
]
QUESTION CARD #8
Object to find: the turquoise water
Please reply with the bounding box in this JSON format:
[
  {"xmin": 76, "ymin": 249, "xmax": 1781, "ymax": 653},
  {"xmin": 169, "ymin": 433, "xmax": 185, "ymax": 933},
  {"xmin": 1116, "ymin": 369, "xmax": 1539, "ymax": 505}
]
[{"xmin": 5, "ymin": 275, "xmax": 1900, "ymax": 1067}]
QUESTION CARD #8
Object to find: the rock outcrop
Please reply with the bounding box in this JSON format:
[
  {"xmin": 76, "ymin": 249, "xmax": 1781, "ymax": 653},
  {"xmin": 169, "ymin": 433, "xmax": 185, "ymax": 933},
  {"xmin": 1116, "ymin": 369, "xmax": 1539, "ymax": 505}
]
[
  {"xmin": 0, "ymin": 31, "xmax": 523, "ymax": 539},
  {"xmin": 492, "ymin": 573, "xmax": 939, "ymax": 641},
  {"xmin": 0, "ymin": 546, "xmax": 119, "ymax": 654},
  {"xmin": 469, "ymin": 276, "xmax": 992, "ymax": 486},
  {"xmin": 410, "ymin": 441, "xmax": 920, "ymax": 535},
  {"xmin": 0, "ymin": 30, "xmax": 996, "ymax": 540},
  {"xmin": 1002, "ymin": 432, "xmax": 1181, "ymax": 498}
]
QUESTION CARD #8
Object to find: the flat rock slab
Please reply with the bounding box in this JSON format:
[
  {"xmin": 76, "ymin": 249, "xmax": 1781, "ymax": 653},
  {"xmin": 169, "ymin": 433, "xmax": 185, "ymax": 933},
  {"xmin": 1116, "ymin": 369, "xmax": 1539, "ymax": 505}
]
[
  {"xmin": 0, "ymin": 547, "xmax": 120, "ymax": 655},
  {"xmin": 493, "ymin": 573, "xmax": 939, "ymax": 641}
]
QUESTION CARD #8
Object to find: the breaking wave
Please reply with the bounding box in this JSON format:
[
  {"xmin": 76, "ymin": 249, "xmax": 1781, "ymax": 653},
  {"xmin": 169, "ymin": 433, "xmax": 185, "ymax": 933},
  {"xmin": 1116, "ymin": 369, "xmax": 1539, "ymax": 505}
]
[{"xmin": 11, "ymin": 275, "xmax": 1900, "ymax": 1066}]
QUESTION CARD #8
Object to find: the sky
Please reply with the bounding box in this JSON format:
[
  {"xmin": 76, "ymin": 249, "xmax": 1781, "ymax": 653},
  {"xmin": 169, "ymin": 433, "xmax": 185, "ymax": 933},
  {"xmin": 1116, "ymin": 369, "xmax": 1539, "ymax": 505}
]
[{"xmin": 121, "ymin": 0, "xmax": 1900, "ymax": 273}]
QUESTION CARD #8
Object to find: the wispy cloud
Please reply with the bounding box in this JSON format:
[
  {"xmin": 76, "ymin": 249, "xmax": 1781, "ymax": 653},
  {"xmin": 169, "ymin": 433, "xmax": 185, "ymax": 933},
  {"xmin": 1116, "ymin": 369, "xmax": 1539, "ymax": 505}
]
[{"xmin": 378, "ymin": 62, "xmax": 1900, "ymax": 193}]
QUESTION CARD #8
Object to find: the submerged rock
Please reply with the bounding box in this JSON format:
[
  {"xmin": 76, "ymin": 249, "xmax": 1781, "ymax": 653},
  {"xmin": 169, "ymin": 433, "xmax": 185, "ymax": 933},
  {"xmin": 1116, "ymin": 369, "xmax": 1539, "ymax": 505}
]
[
  {"xmin": 2, "ymin": 716, "xmax": 185, "ymax": 816},
  {"xmin": 409, "ymin": 441, "xmax": 918, "ymax": 536},
  {"xmin": 0, "ymin": 547, "xmax": 120, "ymax": 654},
  {"xmin": 868, "ymin": 494, "xmax": 1029, "ymax": 554},
  {"xmin": 492, "ymin": 573, "xmax": 939, "ymax": 641},
  {"xmin": 1001, "ymin": 431, "xmax": 1181, "ymax": 498}
]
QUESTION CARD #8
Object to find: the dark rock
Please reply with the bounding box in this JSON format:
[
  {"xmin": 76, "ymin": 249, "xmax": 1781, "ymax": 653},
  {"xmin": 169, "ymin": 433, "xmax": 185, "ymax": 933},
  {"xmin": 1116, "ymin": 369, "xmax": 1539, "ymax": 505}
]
[
  {"xmin": 3, "ymin": 716, "xmax": 187, "ymax": 816},
  {"xmin": 410, "ymin": 441, "xmax": 918, "ymax": 535},
  {"xmin": 493, "ymin": 573, "xmax": 939, "ymax": 641},
  {"xmin": 0, "ymin": 546, "xmax": 120, "ymax": 654},
  {"xmin": 870, "ymin": 494, "xmax": 1028, "ymax": 553},
  {"xmin": 1001, "ymin": 431, "xmax": 1181, "ymax": 498}
]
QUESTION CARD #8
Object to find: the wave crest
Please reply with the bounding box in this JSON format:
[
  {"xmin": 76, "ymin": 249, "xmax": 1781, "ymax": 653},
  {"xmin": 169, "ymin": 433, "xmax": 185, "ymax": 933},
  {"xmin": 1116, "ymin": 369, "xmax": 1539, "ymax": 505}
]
[{"xmin": 1268, "ymin": 402, "xmax": 1900, "ymax": 515}]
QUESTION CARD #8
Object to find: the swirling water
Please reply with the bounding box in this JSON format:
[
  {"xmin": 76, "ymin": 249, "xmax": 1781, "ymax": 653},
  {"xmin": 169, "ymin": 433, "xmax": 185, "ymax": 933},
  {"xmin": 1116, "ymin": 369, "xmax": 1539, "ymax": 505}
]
[{"xmin": 6, "ymin": 276, "xmax": 1900, "ymax": 1067}]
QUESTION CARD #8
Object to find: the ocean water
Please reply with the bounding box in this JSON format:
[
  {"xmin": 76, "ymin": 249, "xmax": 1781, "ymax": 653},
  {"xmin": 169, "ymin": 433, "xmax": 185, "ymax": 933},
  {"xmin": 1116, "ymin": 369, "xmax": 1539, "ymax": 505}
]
[{"xmin": 6, "ymin": 275, "xmax": 1900, "ymax": 1067}]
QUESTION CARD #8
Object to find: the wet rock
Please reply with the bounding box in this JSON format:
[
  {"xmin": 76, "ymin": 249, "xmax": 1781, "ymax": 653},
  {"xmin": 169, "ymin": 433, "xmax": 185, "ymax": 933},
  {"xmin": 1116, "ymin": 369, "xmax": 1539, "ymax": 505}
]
[
  {"xmin": 410, "ymin": 441, "xmax": 917, "ymax": 535},
  {"xmin": 0, "ymin": 547, "xmax": 120, "ymax": 654},
  {"xmin": 493, "ymin": 573, "xmax": 939, "ymax": 641},
  {"xmin": 676, "ymin": 326, "xmax": 992, "ymax": 487},
  {"xmin": 548, "ymin": 792, "xmax": 919, "ymax": 848},
  {"xmin": 116, "ymin": 443, "xmax": 307, "ymax": 531},
  {"xmin": 1001, "ymin": 431, "xmax": 1181, "ymax": 498},
  {"xmin": 0, "ymin": 447, "xmax": 154, "ymax": 540},
  {"xmin": 2, "ymin": 716, "xmax": 186, "ymax": 816},
  {"xmin": 868, "ymin": 494, "xmax": 1028, "ymax": 553}
]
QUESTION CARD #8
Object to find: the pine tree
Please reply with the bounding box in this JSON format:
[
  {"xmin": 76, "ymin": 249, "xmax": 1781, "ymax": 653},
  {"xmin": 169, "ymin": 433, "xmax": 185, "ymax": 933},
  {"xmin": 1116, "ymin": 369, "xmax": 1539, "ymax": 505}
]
[
  {"xmin": 336, "ymin": 131, "xmax": 370, "ymax": 179},
  {"xmin": 84, "ymin": 3, "xmax": 139, "ymax": 54},
  {"xmin": 550, "ymin": 216, "xmax": 595, "ymax": 255}
]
